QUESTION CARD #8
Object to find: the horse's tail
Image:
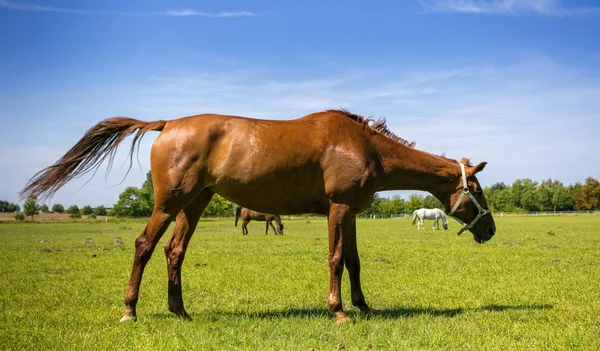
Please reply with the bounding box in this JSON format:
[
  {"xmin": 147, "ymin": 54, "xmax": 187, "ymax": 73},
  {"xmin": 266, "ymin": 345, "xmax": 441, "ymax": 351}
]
[
  {"xmin": 411, "ymin": 210, "xmax": 418, "ymax": 225},
  {"xmin": 20, "ymin": 117, "xmax": 167, "ymax": 200},
  {"xmin": 235, "ymin": 206, "xmax": 242, "ymax": 226}
]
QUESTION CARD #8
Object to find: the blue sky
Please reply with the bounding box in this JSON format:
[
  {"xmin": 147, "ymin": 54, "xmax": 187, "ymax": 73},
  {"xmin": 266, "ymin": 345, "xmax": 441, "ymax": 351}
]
[{"xmin": 1, "ymin": 0, "xmax": 599, "ymax": 208}]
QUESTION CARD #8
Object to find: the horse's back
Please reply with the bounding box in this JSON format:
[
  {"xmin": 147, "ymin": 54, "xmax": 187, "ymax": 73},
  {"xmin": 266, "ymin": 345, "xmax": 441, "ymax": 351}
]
[
  {"xmin": 416, "ymin": 208, "xmax": 443, "ymax": 219},
  {"xmin": 149, "ymin": 111, "xmax": 381, "ymax": 214}
]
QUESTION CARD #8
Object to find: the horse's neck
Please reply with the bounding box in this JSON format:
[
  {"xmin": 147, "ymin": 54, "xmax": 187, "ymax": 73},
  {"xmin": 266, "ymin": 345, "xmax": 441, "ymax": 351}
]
[
  {"xmin": 439, "ymin": 210, "xmax": 448, "ymax": 222},
  {"xmin": 375, "ymin": 137, "xmax": 460, "ymax": 201}
]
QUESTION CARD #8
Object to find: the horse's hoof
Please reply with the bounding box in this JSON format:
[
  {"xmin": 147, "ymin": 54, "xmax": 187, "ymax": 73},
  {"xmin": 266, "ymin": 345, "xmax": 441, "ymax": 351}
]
[
  {"xmin": 120, "ymin": 315, "xmax": 137, "ymax": 323},
  {"xmin": 336, "ymin": 316, "xmax": 351, "ymax": 324},
  {"xmin": 358, "ymin": 306, "xmax": 372, "ymax": 319},
  {"xmin": 174, "ymin": 310, "xmax": 192, "ymax": 320},
  {"xmin": 334, "ymin": 311, "xmax": 350, "ymax": 324}
]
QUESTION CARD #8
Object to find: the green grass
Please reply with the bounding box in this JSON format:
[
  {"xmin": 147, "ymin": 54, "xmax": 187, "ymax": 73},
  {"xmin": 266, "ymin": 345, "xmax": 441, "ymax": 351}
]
[{"xmin": 0, "ymin": 216, "xmax": 599, "ymax": 350}]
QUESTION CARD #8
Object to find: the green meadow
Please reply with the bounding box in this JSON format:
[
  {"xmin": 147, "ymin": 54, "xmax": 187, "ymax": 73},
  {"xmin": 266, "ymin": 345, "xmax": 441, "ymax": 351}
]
[{"xmin": 0, "ymin": 215, "xmax": 598, "ymax": 350}]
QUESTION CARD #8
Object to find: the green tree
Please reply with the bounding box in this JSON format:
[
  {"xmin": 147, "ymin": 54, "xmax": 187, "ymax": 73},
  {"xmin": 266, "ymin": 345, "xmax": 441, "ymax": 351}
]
[
  {"xmin": 493, "ymin": 188, "xmax": 513, "ymax": 212},
  {"xmin": 377, "ymin": 195, "xmax": 406, "ymax": 217},
  {"xmin": 484, "ymin": 182, "xmax": 506, "ymax": 209},
  {"xmin": 0, "ymin": 200, "xmax": 20, "ymax": 212},
  {"xmin": 67, "ymin": 205, "xmax": 81, "ymax": 218},
  {"xmin": 112, "ymin": 187, "xmax": 142, "ymax": 217},
  {"xmin": 422, "ymin": 194, "xmax": 443, "ymax": 209},
  {"xmin": 94, "ymin": 205, "xmax": 107, "ymax": 216},
  {"xmin": 536, "ymin": 183, "xmax": 553, "ymax": 211},
  {"xmin": 361, "ymin": 193, "xmax": 382, "ymax": 217},
  {"xmin": 51, "ymin": 204, "xmax": 64, "ymax": 213},
  {"xmin": 406, "ymin": 193, "xmax": 424, "ymax": 213},
  {"xmin": 521, "ymin": 189, "xmax": 540, "ymax": 211},
  {"xmin": 202, "ymin": 194, "xmax": 233, "ymax": 218},
  {"xmin": 511, "ymin": 179, "xmax": 537, "ymax": 209},
  {"xmin": 552, "ymin": 186, "xmax": 573, "ymax": 211},
  {"xmin": 140, "ymin": 171, "xmax": 154, "ymax": 209},
  {"xmin": 112, "ymin": 171, "xmax": 155, "ymax": 217},
  {"xmin": 573, "ymin": 177, "xmax": 600, "ymax": 210},
  {"xmin": 81, "ymin": 205, "xmax": 94, "ymax": 215},
  {"xmin": 23, "ymin": 196, "xmax": 39, "ymax": 220}
]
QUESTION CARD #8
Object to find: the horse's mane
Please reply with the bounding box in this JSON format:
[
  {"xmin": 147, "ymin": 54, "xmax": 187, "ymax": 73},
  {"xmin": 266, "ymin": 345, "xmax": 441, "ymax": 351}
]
[{"xmin": 328, "ymin": 109, "xmax": 416, "ymax": 148}]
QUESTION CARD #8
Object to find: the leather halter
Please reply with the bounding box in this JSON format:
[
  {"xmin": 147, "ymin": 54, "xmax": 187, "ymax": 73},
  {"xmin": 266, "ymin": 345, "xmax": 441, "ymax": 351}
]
[{"xmin": 448, "ymin": 163, "xmax": 491, "ymax": 236}]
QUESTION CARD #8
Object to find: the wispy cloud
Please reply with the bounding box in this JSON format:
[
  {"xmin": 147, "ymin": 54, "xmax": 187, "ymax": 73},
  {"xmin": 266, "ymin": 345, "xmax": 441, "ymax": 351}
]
[
  {"xmin": 418, "ymin": 0, "xmax": 600, "ymax": 16},
  {"xmin": 164, "ymin": 10, "xmax": 255, "ymax": 18},
  {"xmin": 0, "ymin": 0, "xmax": 94, "ymax": 14},
  {"xmin": 0, "ymin": 0, "xmax": 256, "ymax": 17}
]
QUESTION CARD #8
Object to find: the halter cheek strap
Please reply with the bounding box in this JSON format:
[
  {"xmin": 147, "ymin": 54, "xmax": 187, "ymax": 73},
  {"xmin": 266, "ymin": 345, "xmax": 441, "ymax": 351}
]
[{"xmin": 447, "ymin": 163, "xmax": 491, "ymax": 236}]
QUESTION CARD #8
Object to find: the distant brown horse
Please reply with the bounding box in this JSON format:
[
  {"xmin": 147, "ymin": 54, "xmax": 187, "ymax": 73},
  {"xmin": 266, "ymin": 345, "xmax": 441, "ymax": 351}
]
[
  {"xmin": 235, "ymin": 206, "xmax": 284, "ymax": 235},
  {"xmin": 21, "ymin": 109, "xmax": 495, "ymax": 324}
]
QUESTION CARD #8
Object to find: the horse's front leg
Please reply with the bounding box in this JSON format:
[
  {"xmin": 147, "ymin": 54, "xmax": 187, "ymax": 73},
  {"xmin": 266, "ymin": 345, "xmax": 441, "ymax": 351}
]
[
  {"xmin": 344, "ymin": 214, "xmax": 371, "ymax": 317},
  {"xmin": 327, "ymin": 202, "xmax": 353, "ymax": 323},
  {"xmin": 268, "ymin": 220, "xmax": 278, "ymax": 235},
  {"xmin": 265, "ymin": 221, "xmax": 269, "ymax": 235}
]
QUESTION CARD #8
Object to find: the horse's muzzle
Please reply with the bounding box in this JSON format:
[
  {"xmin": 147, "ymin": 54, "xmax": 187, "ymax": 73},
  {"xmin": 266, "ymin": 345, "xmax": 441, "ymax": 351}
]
[{"xmin": 476, "ymin": 224, "xmax": 496, "ymax": 243}]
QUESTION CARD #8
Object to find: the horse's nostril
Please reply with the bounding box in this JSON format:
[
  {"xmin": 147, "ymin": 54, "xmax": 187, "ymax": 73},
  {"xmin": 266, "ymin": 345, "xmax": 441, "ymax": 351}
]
[{"xmin": 488, "ymin": 227, "xmax": 495, "ymax": 236}]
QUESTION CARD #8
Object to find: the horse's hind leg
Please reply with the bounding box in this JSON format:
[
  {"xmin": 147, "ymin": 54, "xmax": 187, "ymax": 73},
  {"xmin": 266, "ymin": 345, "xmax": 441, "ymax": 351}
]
[
  {"xmin": 344, "ymin": 215, "xmax": 370, "ymax": 317},
  {"xmin": 164, "ymin": 189, "xmax": 214, "ymax": 319},
  {"xmin": 242, "ymin": 220, "xmax": 249, "ymax": 235},
  {"xmin": 121, "ymin": 209, "xmax": 175, "ymax": 322}
]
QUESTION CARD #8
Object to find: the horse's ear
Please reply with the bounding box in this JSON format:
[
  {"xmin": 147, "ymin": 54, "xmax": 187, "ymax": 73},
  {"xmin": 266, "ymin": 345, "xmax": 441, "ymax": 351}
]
[
  {"xmin": 459, "ymin": 157, "xmax": 471, "ymax": 166},
  {"xmin": 467, "ymin": 162, "xmax": 487, "ymax": 176}
]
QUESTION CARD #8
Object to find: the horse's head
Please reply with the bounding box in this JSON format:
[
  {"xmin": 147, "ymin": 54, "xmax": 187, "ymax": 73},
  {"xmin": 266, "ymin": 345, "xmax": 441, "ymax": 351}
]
[
  {"xmin": 275, "ymin": 217, "xmax": 284, "ymax": 235},
  {"xmin": 444, "ymin": 159, "xmax": 495, "ymax": 243},
  {"xmin": 442, "ymin": 221, "xmax": 448, "ymax": 230}
]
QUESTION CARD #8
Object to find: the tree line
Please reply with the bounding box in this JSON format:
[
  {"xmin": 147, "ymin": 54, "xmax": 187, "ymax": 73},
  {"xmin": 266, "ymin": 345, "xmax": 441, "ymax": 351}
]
[
  {"xmin": 484, "ymin": 177, "xmax": 599, "ymax": 212},
  {"xmin": 5, "ymin": 173, "xmax": 599, "ymax": 220}
]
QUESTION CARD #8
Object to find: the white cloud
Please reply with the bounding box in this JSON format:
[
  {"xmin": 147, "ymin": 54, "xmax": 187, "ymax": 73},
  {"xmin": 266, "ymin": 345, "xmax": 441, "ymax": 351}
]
[
  {"xmin": 164, "ymin": 10, "xmax": 255, "ymax": 18},
  {"xmin": 419, "ymin": 0, "xmax": 600, "ymax": 16},
  {"xmin": 0, "ymin": 0, "xmax": 93, "ymax": 14},
  {"xmin": 0, "ymin": 0, "xmax": 256, "ymax": 18}
]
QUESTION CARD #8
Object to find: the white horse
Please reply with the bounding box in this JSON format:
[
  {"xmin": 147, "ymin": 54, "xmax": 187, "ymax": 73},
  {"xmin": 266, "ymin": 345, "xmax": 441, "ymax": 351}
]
[{"xmin": 411, "ymin": 208, "xmax": 448, "ymax": 230}]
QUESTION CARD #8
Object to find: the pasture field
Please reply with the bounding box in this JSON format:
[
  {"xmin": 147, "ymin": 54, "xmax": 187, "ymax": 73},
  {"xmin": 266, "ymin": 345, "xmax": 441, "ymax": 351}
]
[{"xmin": 0, "ymin": 215, "xmax": 598, "ymax": 350}]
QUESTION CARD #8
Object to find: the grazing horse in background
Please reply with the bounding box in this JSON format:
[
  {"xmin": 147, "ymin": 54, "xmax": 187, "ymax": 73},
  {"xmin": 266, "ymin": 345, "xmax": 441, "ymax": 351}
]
[
  {"xmin": 235, "ymin": 206, "xmax": 284, "ymax": 235},
  {"xmin": 20, "ymin": 109, "xmax": 495, "ymax": 324},
  {"xmin": 412, "ymin": 208, "xmax": 448, "ymax": 230}
]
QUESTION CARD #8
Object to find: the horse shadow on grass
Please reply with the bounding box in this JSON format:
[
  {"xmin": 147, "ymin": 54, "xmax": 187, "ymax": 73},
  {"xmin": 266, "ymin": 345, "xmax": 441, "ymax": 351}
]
[{"xmin": 150, "ymin": 303, "xmax": 553, "ymax": 321}]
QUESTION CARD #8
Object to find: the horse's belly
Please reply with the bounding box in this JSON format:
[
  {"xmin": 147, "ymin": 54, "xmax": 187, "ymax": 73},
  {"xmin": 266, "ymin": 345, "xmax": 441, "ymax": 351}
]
[{"xmin": 211, "ymin": 176, "xmax": 328, "ymax": 215}]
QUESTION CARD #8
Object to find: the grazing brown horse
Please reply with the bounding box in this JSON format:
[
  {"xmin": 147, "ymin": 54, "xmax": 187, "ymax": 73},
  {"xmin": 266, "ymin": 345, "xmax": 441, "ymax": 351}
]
[
  {"xmin": 20, "ymin": 109, "xmax": 496, "ymax": 324},
  {"xmin": 235, "ymin": 206, "xmax": 284, "ymax": 235}
]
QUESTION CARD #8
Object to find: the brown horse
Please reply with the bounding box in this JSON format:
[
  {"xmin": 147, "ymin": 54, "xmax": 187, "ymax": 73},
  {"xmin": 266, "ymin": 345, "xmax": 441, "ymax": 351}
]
[
  {"xmin": 20, "ymin": 109, "xmax": 496, "ymax": 323},
  {"xmin": 235, "ymin": 206, "xmax": 284, "ymax": 235}
]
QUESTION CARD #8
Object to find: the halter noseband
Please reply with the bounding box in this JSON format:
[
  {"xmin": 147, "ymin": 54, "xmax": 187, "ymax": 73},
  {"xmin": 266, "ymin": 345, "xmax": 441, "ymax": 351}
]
[{"xmin": 447, "ymin": 163, "xmax": 491, "ymax": 236}]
